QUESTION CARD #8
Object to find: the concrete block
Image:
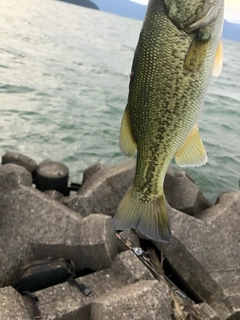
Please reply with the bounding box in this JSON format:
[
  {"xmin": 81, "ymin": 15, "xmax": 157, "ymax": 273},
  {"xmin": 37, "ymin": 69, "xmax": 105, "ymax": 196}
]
[
  {"xmin": 64, "ymin": 161, "xmax": 135, "ymax": 216},
  {"xmin": 193, "ymin": 303, "xmax": 221, "ymax": 320},
  {"xmin": 2, "ymin": 151, "xmax": 37, "ymax": 173},
  {"xmin": 164, "ymin": 169, "xmax": 211, "ymax": 215},
  {"xmin": 78, "ymin": 214, "xmax": 118, "ymax": 271},
  {"xmin": 24, "ymin": 250, "xmax": 154, "ymax": 320},
  {"xmin": 0, "ymin": 163, "xmax": 32, "ymax": 189},
  {"xmin": 0, "ymin": 286, "xmax": 31, "ymax": 320},
  {"xmin": 90, "ymin": 280, "xmax": 172, "ymax": 320},
  {"xmin": 117, "ymin": 230, "xmax": 140, "ymax": 253},
  {"xmin": 0, "ymin": 183, "xmax": 83, "ymax": 287},
  {"xmin": 82, "ymin": 163, "xmax": 106, "ymax": 184},
  {"xmin": 196, "ymin": 192, "xmax": 240, "ymax": 222},
  {"xmin": 111, "ymin": 250, "xmax": 154, "ymax": 283},
  {"xmin": 35, "ymin": 161, "xmax": 69, "ymax": 195},
  {"xmin": 155, "ymin": 198, "xmax": 240, "ymax": 319},
  {"xmin": 44, "ymin": 189, "xmax": 64, "ymax": 201}
]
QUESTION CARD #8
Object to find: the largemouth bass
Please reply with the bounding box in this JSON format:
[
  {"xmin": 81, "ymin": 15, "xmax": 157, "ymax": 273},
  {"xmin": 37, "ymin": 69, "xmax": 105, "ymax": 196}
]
[{"xmin": 112, "ymin": 0, "xmax": 224, "ymax": 242}]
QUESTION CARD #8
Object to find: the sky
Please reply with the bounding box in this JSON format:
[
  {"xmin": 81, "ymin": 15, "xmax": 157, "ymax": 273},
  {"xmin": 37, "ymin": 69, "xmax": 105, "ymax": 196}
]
[{"xmin": 131, "ymin": 0, "xmax": 240, "ymax": 23}]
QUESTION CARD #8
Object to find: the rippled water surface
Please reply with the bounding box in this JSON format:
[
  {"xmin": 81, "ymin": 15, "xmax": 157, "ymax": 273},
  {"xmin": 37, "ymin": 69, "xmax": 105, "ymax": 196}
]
[{"xmin": 1, "ymin": 0, "xmax": 239, "ymax": 202}]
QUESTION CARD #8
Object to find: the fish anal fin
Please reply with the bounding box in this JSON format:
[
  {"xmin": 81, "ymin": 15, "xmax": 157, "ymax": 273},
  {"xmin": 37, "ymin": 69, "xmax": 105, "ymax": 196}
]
[
  {"xmin": 213, "ymin": 40, "xmax": 223, "ymax": 77},
  {"xmin": 119, "ymin": 103, "xmax": 137, "ymax": 158},
  {"xmin": 175, "ymin": 125, "xmax": 207, "ymax": 167},
  {"xmin": 112, "ymin": 186, "xmax": 172, "ymax": 243}
]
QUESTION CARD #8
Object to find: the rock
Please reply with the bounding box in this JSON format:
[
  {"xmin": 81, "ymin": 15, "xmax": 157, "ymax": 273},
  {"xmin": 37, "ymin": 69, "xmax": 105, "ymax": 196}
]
[
  {"xmin": 35, "ymin": 160, "xmax": 69, "ymax": 196},
  {"xmin": 170, "ymin": 292, "xmax": 222, "ymax": 320},
  {"xmin": 195, "ymin": 192, "xmax": 240, "ymax": 222},
  {"xmin": 111, "ymin": 250, "xmax": 154, "ymax": 283},
  {"xmin": 155, "ymin": 197, "xmax": 240, "ymax": 319},
  {"xmin": 78, "ymin": 214, "xmax": 118, "ymax": 271},
  {"xmin": 0, "ymin": 163, "xmax": 32, "ymax": 189},
  {"xmin": 164, "ymin": 169, "xmax": 211, "ymax": 215},
  {"xmin": 2, "ymin": 151, "xmax": 37, "ymax": 174},
  {"xmin": 24, "ymin": 251, "xmax": 154, "ymax": 320},
  {"xmin": 0, "ymin": 286, "xmax": 31, "ymax": 320},
  {"xmin": 117, "ymin": 230, "xmax": 140, "ymax": 253},
  {"xmin": 0, "ymin": 181, "xmax": 84, "ymax": 287},
  {"xmin": 64, "ymin": 161, "xmax": 135, "ymax": 217},
  {"xmin": 44, "ymin": 190, "xmax": 64, "ymax": 201},
  {"xmin": 90, "ymin": 280, "xmax": 172, "ymax": 320},
  {"xmin": 82, "ymin": 163, "xmax": 106, "ymax": 184},
  {"xmin": 193, "ymin": 303, "xmax": 221, "ymax": 320}
]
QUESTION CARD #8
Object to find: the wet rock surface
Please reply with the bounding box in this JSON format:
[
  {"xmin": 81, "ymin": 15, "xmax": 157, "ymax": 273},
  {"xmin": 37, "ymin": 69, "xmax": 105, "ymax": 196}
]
[{"xmin": 0, "ymin": 153, "xmax": 239, "ymax": 320}]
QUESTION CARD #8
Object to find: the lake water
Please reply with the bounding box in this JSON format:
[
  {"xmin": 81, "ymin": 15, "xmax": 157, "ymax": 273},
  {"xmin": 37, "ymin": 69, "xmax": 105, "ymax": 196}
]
[{"xmin": 1, "ymin": 0, "xmax": 239, "ymax": 203}]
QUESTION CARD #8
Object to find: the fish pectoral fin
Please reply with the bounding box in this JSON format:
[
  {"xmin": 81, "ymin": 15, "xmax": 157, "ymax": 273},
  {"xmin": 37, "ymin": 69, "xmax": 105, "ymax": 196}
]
[
  {"xmin": 184, "ymin": 36, "xmax": 210, "ymax": 71},
  {"xmin": 119, "ymin": 103, "xmax": 137, "ymax": 158},
  {"xmin": 112, "ymin": 186, "xmax": 172, "ymax": 243},
  {"xmin": 175, "ymin": 124, "xmax": 207, "ymax": 167},
  {"xmin": 213, "ymin": 40, "xmax": 223, "ymax": 77}
]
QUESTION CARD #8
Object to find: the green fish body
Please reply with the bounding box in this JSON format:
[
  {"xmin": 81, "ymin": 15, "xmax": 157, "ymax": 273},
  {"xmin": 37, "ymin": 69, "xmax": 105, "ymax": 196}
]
[{"xmin": 112, "ymin": 0, "xmax": 224, "ymax": 242}]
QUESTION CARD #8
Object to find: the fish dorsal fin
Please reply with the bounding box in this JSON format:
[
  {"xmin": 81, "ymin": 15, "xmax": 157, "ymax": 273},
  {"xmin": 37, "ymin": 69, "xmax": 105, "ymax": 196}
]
[
  {"xmin": 119, "ymin": 103, "xmax": 137, "ymax": 158},
  {"xmin": 175, "ymin": 124, "xmax": 207, "ymax": 167},
  {"xmin": 213, "ymin": 40, "xmax": 223, "ymax": 77}
]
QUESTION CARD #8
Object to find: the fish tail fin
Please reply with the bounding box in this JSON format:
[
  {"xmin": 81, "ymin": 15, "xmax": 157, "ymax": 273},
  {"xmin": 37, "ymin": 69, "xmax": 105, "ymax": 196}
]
[{"xmin": 112, "ymin": 186, "xmax": 172, "ymax": 243}]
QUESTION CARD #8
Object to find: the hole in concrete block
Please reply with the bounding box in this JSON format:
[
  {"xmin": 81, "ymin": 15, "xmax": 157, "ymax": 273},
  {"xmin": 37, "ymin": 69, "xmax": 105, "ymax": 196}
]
[
  {"xmin": 162, "ymin": 257, "xmax": 202, "ymax": 304},
  {"xmin": 139, "ymin": 238, "xmax": 202, "ymax": 304},
  {"xmin": 75, "ymin": 268, "xmax": 95, "ymax": 278}
]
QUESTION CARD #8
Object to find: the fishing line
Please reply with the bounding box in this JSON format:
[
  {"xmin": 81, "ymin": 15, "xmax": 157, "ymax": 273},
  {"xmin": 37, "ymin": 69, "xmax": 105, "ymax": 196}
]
[{"xmin": 116, "ymin": 232, "xmax": 212, "ymax": 320}]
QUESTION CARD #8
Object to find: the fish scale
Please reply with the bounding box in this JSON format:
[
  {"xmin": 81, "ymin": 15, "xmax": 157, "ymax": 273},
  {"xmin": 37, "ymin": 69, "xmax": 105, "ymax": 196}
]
[{"xmin": 113, "ymin": 0, "xmax": 224, "ymax": 242}]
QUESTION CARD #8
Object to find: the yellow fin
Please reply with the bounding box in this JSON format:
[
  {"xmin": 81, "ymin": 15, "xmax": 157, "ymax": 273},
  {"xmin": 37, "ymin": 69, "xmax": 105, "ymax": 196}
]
[
  {"xmin": 119, "ymin": 103, "xmax": 137, "ymax": 158},
  {"xmin": 112, "ymin": 186, "xmax": 172, "ymax": 243},
  {"xmin": 175, "ymin": 125, "xmax": 207, "ymax": 167},
  {"xmin": 184, "ymin": 37, "xmax": 209, "ymax": 72},
  {"xmin": 213, "ymin": 40, "xmax": 223, "ymax": 77}
]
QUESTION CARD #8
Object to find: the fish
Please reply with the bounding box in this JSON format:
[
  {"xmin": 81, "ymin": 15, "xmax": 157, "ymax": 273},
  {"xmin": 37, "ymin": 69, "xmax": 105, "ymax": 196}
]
[{"xmin": 112, "ymin": 0, "xmax": 224, "ymax": 242}]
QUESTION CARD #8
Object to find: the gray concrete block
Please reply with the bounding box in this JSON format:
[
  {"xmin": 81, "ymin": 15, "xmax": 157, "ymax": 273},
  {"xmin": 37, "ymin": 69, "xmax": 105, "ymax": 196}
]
[
  {"xmin": 24, "ymin": 250, "xmax": 155, "ymax": 320},
  {"xmin": 117, "ymin": 230, "xmax": 140, "ymax": 253},
  {"xmin": 35, "ymin": 161, "xmax": 69, "ymax": 195},
  {"xmin": 61, "ymin": 193, "xmax": 90, "ymax": 217},
  {"xmin": 82, "ymin": 163, "xmax": 106, "ymax": 184},
  {"xmin": 44, "ymin": 189, "xmax": 64, "ymax": 201},
  {"xmin": 0, "ymin": 163, "xmax": 32, "ymax": 189},
  {"xmin": 164, "ymin": 169, "xmax": 211, "ymax": 215},
  {"xmin": 111, "ymin": 250, "xmax": 154, "ymax": 283},
  {"xmin": 193, "ymin": 303, "xmax": 221, "ymax": 320},
  {"xmin": 0, "ymin": 286, "xmax": 31, "ymax": 320},
  {"xmin": 0, "ymin": 183, "xmax": 83, "ymax": 287},
  {"xmin": 155, "ymin": 199, "xmax": 240, "ymax": 319},
  {"xmin": 64, "ymin": 161, "xmax": 136, "ymax": 216},
  {"xmin": 90, "ymin": 280, "xmax": 172, "ymax": 320},
  {"xmin": 78, "ymin": 214, "xmax": 118, "ymax": 271},
  {"xmin": 2, "ymin": 151, "xmax": 37, "ymax": 173},
  {"xmin": 196, "ymin": 192, "xmax": 240, "ymax": 222}
]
